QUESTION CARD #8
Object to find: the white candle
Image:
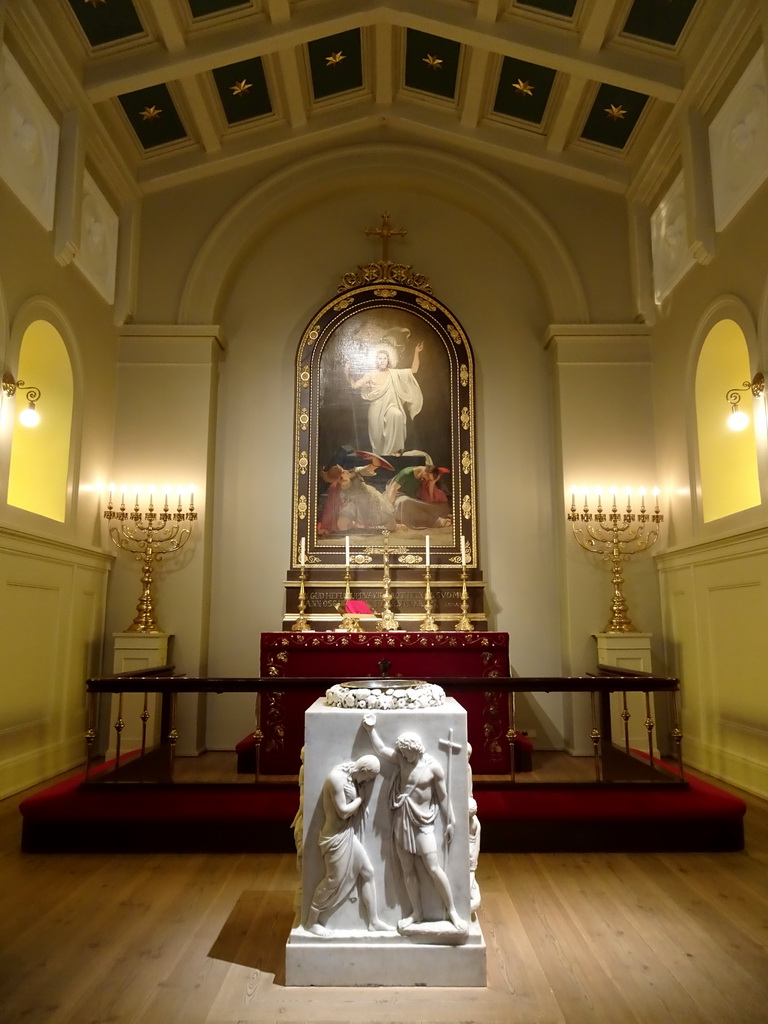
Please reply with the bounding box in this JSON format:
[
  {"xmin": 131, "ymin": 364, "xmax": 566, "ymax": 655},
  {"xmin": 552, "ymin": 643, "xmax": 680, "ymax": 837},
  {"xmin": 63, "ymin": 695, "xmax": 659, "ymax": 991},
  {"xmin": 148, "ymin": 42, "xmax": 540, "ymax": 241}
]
[
  {"xmin": 570, "ymin": 491, "xmax": 575, "ymax": 508},
  {"xmin": 300, "ymin": 537, "xmax": 306, "ymax": 565},
  {"xmin": 345, "ymin": 535, "xmax": 350, "ymax": 566},
  {"xmin": 461, "ymin": 536, "xmax": 466, "ymax": 565},
  {"xmin": 425, "ymin": 535, "xmax": 430, "ymax": 566}
]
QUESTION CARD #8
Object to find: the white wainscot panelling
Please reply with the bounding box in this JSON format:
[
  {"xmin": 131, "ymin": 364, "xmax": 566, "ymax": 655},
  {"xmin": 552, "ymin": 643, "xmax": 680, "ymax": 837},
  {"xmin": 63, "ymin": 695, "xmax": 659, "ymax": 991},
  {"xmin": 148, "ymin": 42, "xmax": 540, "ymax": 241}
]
[
  {"xmin": 651, "ymin": 172, "xmax": 694, "ymax": 304},
  {"xmin": 0, "ymin": 530, "xmax": 110, "ymax": 798},
  {"xmin": 0, "ymin": 47, "xmax": 59, "ymax": 231},
  {"xmin": 710, "ymin": 47, "xmax": 768, "ymax": 232},
  {"xmin": 657, "ymin": 534, "xmax": 768, "ymax": 798},
  {"xmin": 73, "ymin": 170, "xmax": 119, "ymax": 304}
]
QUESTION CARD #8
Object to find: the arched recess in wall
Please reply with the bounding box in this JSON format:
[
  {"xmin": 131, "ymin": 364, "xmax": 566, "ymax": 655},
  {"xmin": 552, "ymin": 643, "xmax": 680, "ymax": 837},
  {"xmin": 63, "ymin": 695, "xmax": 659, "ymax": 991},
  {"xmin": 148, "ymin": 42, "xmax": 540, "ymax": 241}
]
[
  {"xmin": 177, "ymin": 143, "xmax": 589, "ymax": 326},
  {"xmin": 693, "ymin": 301, "xmax": 763, "ymax": 523},
  {"xmin": 6, "ymin": 315, "xmax": 75, "ymax": 522}
]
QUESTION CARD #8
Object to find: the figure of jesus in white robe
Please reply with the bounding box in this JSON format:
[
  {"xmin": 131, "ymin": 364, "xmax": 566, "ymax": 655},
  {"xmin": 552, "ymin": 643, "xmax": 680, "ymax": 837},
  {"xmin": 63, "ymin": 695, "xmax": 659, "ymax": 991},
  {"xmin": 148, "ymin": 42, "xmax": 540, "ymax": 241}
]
[{"xmin": 346, "ymin": 341, "xmax": 424, "ymax": 457}]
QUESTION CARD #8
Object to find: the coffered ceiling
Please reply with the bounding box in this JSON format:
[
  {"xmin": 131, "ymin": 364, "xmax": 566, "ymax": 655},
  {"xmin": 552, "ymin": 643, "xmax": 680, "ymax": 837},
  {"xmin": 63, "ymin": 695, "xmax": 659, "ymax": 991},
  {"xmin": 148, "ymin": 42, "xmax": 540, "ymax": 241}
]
[{"xmin": 5, "ymin": 0, "xmax": 759, "ymax": 198}]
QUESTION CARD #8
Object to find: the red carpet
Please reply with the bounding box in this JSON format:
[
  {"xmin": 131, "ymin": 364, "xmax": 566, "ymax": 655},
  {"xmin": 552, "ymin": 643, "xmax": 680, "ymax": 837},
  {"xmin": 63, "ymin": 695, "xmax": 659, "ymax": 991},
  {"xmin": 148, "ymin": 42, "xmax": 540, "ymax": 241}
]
[{"xmin": 19, "ymin": 762, "xmax": 745, "ymax": 854}]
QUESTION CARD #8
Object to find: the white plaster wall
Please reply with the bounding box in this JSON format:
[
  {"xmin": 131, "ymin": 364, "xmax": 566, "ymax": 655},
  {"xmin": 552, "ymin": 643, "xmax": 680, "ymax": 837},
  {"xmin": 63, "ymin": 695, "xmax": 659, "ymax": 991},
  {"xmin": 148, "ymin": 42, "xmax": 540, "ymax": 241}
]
[{"xmin": 0, "ymin": 181, "xmax": 118, "ymax": 795}]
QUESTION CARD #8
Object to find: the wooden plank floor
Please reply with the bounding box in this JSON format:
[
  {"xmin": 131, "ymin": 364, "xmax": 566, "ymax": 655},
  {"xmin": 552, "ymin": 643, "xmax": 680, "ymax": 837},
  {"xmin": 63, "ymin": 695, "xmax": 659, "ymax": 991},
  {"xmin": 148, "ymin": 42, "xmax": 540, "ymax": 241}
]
[{"xmin": 1, "ymin": 756, "xmax": 767, "ymax": 1024}]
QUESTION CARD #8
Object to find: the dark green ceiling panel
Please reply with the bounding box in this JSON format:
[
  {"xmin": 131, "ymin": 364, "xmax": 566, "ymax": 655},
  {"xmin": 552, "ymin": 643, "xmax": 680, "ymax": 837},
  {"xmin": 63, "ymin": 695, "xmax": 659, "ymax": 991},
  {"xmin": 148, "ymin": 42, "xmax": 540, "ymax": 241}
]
[
  {"xmin": 622, "ymin": 0, "xmax": 698, "ymax": 46},
  {"xmin": 66, "ymin": 0, "xmax": 143, "ymax": 47},
  {"xmin": 516, "ymin": 0, "xmax": 577, "ymax": 17},
  {"xmin": 187, "ymin": 0, "xmax": 248, "ymax": 17},
  {"xmin": 118, "ymin": 84, "xmax": 187, "ymax": 149},
  {"xmin": 493, "ymin": 57, "xmax": 556, "ymax": 124},
  {"xmin": 405, "ymin": 29, "xmax": 460, "ymax": 100},
  {"xmin": 213, "ymin": 58, "xmax": 271, "ymax": 124},
  {"xmin": 580, "ymin": 83, "xmax": 648, "ymax": 149},
  {"xmin": 307, "ymin": 29, "xmax": 363, "ymax": 100}
]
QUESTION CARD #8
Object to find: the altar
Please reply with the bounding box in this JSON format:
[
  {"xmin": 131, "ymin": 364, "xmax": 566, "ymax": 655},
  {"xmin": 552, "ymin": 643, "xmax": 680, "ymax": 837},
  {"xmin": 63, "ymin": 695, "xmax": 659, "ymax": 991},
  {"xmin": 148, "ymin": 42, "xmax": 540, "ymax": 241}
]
[{"xmin": 255, "ymin": 631, "xmax": 514, "ymax": 778}]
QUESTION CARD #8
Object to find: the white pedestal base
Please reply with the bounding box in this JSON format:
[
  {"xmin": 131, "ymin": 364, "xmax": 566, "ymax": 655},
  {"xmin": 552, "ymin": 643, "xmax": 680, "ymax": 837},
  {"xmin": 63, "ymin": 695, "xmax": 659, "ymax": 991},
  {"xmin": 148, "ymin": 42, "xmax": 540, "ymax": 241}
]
[
  {"xmin": 287, "ymin": 697, "xmax": 486, "ymax": 987},
  {"xmin": 286, "ymin": 919, "xmax": 486, "ymax": 987}
]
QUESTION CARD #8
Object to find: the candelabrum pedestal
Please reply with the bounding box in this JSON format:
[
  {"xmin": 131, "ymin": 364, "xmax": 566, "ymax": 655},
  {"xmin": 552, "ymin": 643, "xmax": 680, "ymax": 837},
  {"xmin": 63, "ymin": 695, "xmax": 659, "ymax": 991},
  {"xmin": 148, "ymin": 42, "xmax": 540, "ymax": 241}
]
[
  {"xmin": 568, "ymin": 492, "xmax": 663, "ymax": 633},
  {"xmin": 104, "ymin": 494, "xmax": 197, "ymax": 634}
]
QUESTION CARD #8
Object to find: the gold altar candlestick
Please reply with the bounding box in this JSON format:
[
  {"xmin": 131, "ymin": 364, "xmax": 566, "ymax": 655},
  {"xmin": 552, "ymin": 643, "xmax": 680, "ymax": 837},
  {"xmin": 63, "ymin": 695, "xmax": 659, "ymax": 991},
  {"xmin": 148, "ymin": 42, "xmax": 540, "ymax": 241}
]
[
  {"xmin": 568, "ymin": 488, "xmax": 663, "ymax": 633},
  {"xmin": 454, "ymin": 560, "xmax": 474, "ymax": 631},
  {"xmin": 418, "ymin": 565, "xmax": 439, "ymax": 632},
  {"xmin": 337, "ymin": 562, "xmax": 363, "ymax": 632},
  {"xmin": 292, "ymin": 557, "xmax": 312, "ymax": 632},
  {"xmin": 104, "ymin": 491, "xmax": 197, "ymax": 633},
  {"xmin": 365, "ymin": 530, "xmax": 406, "ymax": 632}
]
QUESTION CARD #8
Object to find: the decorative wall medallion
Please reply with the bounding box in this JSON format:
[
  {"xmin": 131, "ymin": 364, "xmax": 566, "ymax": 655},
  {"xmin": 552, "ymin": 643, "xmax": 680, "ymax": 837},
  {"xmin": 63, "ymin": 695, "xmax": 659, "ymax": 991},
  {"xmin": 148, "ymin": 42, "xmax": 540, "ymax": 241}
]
[
  {"xmin": 73, "ymin": 170, "xmax": 119, "ymax": 303},
  {"xmin": 461, "ymin": 450, "xmax": 472, "ymax": 474},
  {"xmin": 462, "ymin": 495, "xmax": 472, "ymax": 519},
  {"xmin": 299, "ymin": 407, "xmax": 309, "ymax": 430},
  {"xmin": 298, "ymin": 450, "xmax": 309, "ymax": 475},
  {"xmin": 460, "ymin": 365, "xmax": 469, "ymax": 387},
  {"xmin": 461, "ymin": 407, "xmax": 470, "ymax": 430},
  {"xmin": 710, "ymin": 47, "xmax": 768, "ymax": 232},
  {"xmin": 650, "ymin": 172, "xmax": 694, "ymax": 305},
  {"xmin": 0, "ymin": 50, "xmax": 59, "ymax": 231}
]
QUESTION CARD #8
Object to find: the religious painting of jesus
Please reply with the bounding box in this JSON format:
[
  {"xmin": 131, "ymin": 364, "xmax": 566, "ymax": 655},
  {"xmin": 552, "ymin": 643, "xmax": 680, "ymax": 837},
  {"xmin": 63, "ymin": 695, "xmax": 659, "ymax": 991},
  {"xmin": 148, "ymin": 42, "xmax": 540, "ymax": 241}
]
[
  {"xmin": 315, "ymin": 306, "xmax": 453, "ymax": 546},
  {"xmin": 292, "ymin": 275, "xmax": 476, "ymax": 569}
]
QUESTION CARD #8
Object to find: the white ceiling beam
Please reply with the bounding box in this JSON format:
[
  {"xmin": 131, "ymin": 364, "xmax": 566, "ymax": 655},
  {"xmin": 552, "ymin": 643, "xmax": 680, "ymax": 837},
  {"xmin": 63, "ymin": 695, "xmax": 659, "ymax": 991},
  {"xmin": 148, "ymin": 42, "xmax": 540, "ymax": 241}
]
[
  {"xmin": 460, "ymin": 48, "xmax": 490, "ymax": 129},
  {"xmin": 84, "ymin": 1, "xmax": 682, "ymax": 103},
  {"xmin": 141, "ymin": 0, "xmax": 187, "ymax": 54},
  {"xmin": 177, "ymin": 75, "xmax": 222, "ymax": 153},
  {"xmin": 546, "ymin": 76, "xmax": 589, "ymax": 153},
  {"xmin": 476, "ymin": 0, "xmax": 500, "ymax": 24},
  {"xmin": 267, "ymin": 0, "xmax": 292, "ymax": 24},
  {"xmin": 136, "ymin": 98, "xmax": 630, "ymax": 195},
  {"xmin": 277, "ymin": 46, "xmax": 307, "ymax": 128},
  {"xmin": 579, "ymin": 0, "xmax": 621, "ymax": 53},
  {"xmin": 374, "ymin": 22, "xmax": 395, "ymax": 106}
]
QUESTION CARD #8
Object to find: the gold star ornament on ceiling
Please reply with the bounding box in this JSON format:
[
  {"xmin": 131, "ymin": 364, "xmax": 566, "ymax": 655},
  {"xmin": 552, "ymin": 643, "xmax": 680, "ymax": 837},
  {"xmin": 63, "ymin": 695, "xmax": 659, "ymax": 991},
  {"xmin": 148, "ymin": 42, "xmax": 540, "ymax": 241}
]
[
  {"xmin": 325, "ymin": 51, "xmax": 346, "ymax": 66},
  {"xmin": 512, "ymin": 79, "xmax": 534, "ymax": 96},
  {"xmin": 423, "ymin": 54, "xmax": 444, "ymax": 70},
  {"xmin": 605, "ymin": 103, "xmax": 627, "ymax": 121},
  {"xmin": 139, "ymin": 105, "xmax": 163, "ymax": 121},
  {"xmin": 230, "ymin": 79, "xmax": 252, "ymax": 96}
]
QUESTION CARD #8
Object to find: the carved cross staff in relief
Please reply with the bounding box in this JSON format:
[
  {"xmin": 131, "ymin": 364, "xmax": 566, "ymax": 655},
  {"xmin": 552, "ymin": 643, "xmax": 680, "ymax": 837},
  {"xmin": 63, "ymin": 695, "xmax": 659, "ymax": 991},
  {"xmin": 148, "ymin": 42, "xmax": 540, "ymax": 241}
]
[
  {"xmin": 439, "ymin": 727, "xmax": 463, "ymax": 867},
  {"xmin": 364, "ymin": 212, "xmax": 407, "ymax": 261}
]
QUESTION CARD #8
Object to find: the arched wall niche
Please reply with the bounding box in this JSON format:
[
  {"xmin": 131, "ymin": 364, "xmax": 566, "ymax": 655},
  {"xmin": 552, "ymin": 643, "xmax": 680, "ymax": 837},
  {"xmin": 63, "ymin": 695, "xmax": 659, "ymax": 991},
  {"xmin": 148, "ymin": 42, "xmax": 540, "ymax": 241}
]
[
  {"xmin": 688, "ymin": 295, "xmax": 765, "ymax": 527},
  {"xmin": 2, "ymin": 297, "xmax": 83, "ymax": 526},
  {"xmin": 177, "ymin": 143, "xmax": 590, "ymax": 327}
]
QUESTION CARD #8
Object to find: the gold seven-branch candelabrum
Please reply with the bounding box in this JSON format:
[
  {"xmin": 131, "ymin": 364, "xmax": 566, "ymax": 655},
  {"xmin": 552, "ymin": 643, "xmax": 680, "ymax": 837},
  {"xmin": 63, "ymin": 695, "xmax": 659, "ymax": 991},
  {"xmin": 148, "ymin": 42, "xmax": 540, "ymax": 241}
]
[
  {"xmin": 567, "ymin": 488, "xmax": 663, "ymax": 633},
  {"xmin": 104, "ymin": 490, "xmax": 197, "ymax": 633}
]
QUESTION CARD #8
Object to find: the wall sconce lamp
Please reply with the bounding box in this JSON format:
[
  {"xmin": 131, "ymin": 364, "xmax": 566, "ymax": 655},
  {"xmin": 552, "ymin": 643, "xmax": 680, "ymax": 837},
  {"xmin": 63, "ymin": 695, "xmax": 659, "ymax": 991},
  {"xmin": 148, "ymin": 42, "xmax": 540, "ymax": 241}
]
[
  {"xmin": 726, "ymin": 372, "xmax": 765, "ymax": 431},
  {"xmin": 2, "ymin": 371, "xmax": 41, "ymax": 427}
]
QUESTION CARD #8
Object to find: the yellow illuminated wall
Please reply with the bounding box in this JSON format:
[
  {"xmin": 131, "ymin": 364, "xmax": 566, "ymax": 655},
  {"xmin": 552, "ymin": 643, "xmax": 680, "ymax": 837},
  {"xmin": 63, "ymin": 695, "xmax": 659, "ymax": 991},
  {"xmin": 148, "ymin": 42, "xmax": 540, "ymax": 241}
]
[
  {"xmin": 7, "ymin": 321, "xmax": 74, "ymax": 521},
  {"xmin": 695, "ymin": 319, "xmax": 761, "ymax": 522}
]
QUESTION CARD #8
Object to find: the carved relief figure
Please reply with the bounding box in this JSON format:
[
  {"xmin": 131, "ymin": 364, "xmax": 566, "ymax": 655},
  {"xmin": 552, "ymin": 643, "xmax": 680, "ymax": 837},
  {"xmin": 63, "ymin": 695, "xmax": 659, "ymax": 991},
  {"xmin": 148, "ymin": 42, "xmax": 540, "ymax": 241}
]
[
  {"xmin": 362, "ymin": 715, "xmax": 466, "ymax": 934},
  {"xmin": 305, "ymin": 755, "xmax": 392, "ymax": 936}
]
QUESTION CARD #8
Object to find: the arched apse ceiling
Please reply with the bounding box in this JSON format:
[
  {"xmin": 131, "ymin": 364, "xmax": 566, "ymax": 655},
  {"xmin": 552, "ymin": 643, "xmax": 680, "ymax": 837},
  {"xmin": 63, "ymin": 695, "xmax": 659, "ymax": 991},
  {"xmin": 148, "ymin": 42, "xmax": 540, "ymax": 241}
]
[{"xmin": 177, "ymin": 144, "xmax": 589, "ymax": 326}]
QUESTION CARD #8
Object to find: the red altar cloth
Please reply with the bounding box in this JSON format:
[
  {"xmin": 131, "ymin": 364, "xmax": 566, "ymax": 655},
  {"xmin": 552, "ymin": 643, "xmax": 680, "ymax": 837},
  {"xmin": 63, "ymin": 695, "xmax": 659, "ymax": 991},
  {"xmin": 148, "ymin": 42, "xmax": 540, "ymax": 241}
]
[{"xmin": 258, "ymin": 631, "xmax": 513, "ymax": 776}]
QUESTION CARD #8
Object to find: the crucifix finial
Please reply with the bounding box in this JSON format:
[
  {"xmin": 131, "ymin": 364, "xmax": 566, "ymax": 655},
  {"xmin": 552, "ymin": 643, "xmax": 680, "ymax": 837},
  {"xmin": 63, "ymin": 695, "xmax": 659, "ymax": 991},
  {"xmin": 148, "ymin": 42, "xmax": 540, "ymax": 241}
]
[{"xmin": 364, "ymin": 212, "xmax": 407, "ymax": 262}]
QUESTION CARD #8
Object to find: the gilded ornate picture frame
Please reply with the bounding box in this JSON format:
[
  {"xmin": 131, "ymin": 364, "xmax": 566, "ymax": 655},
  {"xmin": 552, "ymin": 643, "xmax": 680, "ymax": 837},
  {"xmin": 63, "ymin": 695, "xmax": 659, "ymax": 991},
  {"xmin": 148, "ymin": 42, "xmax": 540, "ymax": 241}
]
[{"xmin": 292, "ymin": 261, "xmax": 476, "ymax": 569}]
